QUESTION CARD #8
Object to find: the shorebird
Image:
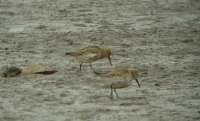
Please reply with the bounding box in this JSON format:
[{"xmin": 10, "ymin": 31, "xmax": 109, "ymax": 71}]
[
  {"xmin": 65, "ymin": 46, "xmax": 112, "ymax": 71},
  {"xmin": 93, "ymin": 68, "xmax": 141, "ymax": 99}
]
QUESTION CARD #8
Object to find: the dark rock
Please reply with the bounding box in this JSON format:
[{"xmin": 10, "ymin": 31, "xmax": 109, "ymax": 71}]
[
  {"xmin": 0, "ymin": 66, "xmax": 22, "ymax": 77},
  {"xmin": 154, "ymin": 83, "xmax": 160, "ymax": 87}
]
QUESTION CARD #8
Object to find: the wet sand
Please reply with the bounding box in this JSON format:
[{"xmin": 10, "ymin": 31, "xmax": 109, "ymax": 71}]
[{"xmin": 0, "ymin": 0, "xmax": 200, "ymax": 121}]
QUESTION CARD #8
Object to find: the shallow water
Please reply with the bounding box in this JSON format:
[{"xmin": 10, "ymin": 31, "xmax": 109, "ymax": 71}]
[{"xmin": 0, "ymin": 0, "xmax": 200, "ymax": 121}]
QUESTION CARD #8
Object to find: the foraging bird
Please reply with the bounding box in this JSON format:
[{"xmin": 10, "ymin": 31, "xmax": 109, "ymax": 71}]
[
  {"xmin": 93, "ymin": 68, "xmax": 141, "ymax": 99},
  {"xmin": 65, "ymin": 46, "xmax": 112, "ymax": 71}
]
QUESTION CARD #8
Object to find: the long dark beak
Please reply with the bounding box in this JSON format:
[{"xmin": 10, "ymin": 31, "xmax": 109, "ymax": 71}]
[
  {"xmin": 135, "ymin": 79, "xmax": 141, "ymax": 88},
  {"xmin": 108, "ymin": 56, "xmax": 112, "ymax": 66}
]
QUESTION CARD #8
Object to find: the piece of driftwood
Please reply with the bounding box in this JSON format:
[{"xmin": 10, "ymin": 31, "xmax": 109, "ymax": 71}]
[{"xmin": 21, "ymin": 64, "xmax": 57, "ymax": 75}]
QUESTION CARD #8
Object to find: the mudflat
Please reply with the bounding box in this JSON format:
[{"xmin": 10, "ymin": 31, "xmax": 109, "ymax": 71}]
[{"xmin": 0, "ymin": 0, "xmax": 200, "ymax": 121}]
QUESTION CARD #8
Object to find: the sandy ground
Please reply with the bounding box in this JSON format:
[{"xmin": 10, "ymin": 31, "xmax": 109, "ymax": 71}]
[{"xmin": 0, "ymin": 0, "xmax": 200, "ymax": 121}]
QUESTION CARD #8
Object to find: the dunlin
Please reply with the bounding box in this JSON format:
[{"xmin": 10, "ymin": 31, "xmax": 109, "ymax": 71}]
[
  {"xmin": 65, "ymin": 46, "xmax": 112, "ymax": 71},
  {"xmin": 94, "ymin": 68, "xmax": 141, "ymax": 99}
]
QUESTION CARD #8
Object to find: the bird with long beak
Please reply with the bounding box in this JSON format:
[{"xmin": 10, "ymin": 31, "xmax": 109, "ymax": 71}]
[
  {"xmin": 65, "ymin": 46, "xmax": 112, "ymax": 71},
  {"xmin": 93, "ymin": 68, "xmax": 141, "ymax": 99}
]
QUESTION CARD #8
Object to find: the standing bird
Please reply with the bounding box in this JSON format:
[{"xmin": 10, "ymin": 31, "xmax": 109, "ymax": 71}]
[
  {"xmin": 65, "ymin": 46, "xmax": 112, "ymax": 71},
  {"xmin": 93, "ymin": 68, "xmax": 141, "ymax": 99}
]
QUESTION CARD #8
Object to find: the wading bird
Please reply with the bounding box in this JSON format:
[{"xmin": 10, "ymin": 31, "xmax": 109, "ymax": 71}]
[
  {"xmin": 65, "ymin": 46, "xmax": 112, "ymax": 71},
  {"xmin": 93, "ymin": 68, "xmax": 141, "ymax": 99}
]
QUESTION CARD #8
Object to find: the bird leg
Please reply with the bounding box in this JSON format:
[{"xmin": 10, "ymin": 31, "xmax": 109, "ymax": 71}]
[
  {"xmin": 114, "ymin": 89, "xmax": 119, "ymax": 99},
  {"xmin": 110, "ymin": 85, "xmax": 114, "ymax": 99},
  {"xmin": 80, "ymin": 63, "xmax": 83, "ymax": 71},
  {"xmin": 108, "ymin": 56, "xmax": 112, "ymax": 66},
  {"xmin": 135, "ymin": 79, "xmax": 141, "ymax": 88}
]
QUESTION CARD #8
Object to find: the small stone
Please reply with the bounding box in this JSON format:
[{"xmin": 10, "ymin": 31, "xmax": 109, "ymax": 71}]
[{"xmin": 154, "ymin": 83, "xmax": 160, "ymax": 87}]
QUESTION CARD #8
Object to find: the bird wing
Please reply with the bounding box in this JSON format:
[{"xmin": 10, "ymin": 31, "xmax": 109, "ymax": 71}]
[
  {"xmin": 78, "ymin": 52, "xmax": 99, "ymax": 63},
  {"xmin": 81, "ymin": 46, "xmax": 101, "ymax": 50},
  {"xmin": 77, "ymin": 46, "xmax": 102, "ymax": 62},
  {"xmin": 80, "ymin": 46, "xmax": 102, "ymax": 53}
]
